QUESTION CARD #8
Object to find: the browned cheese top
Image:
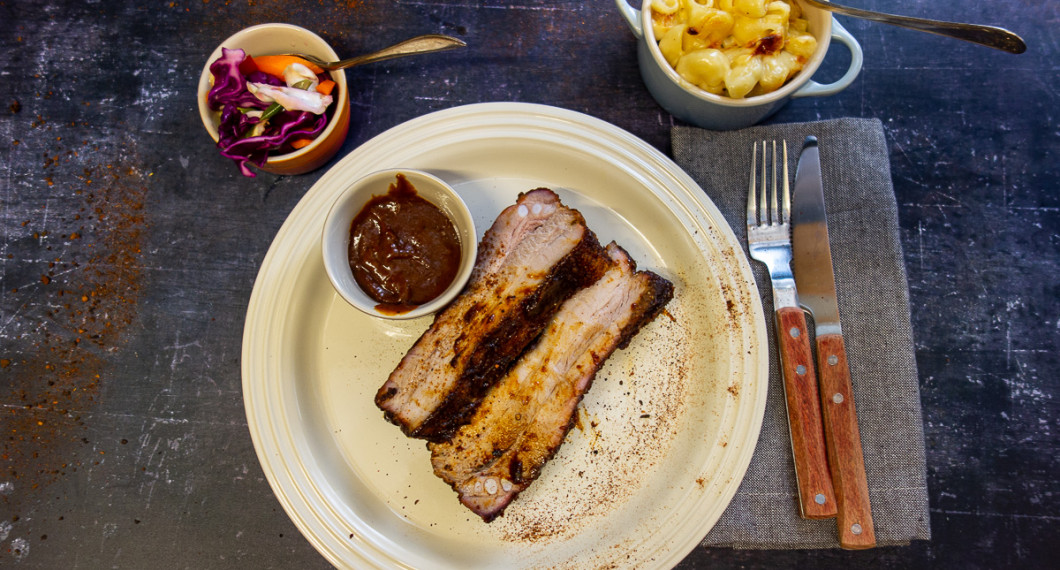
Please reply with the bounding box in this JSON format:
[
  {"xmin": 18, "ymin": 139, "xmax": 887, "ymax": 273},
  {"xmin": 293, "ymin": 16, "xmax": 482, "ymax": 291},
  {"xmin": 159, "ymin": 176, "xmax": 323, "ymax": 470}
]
[{"xmin": 347, "ymin": 174, "xmax": 461, "ymax": 313}]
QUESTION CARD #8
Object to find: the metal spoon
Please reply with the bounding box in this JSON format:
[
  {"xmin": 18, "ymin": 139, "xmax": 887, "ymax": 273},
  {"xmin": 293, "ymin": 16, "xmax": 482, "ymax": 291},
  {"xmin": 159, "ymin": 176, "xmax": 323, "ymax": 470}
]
[
  {"xmin": 801, "ymin": 0, "xmax": 1026, "ymax": 54},
  {"xmin": 287, "ymin": 34, "xmax": 467, "ymax": 71}
]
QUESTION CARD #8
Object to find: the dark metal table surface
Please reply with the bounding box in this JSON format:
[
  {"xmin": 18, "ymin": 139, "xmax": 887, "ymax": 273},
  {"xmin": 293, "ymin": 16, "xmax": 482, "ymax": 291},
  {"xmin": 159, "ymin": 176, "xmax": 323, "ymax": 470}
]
[{"xmin": 1, "ymin": 1, "xmax": 1055, "ymax": 568}]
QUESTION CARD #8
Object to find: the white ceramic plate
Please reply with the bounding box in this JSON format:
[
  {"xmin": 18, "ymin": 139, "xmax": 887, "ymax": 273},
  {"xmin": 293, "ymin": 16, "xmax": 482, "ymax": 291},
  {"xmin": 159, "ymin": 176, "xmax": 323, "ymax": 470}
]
[{"xmin": 242, "ymin": 103, "xmax": 768, "ymax": 569}]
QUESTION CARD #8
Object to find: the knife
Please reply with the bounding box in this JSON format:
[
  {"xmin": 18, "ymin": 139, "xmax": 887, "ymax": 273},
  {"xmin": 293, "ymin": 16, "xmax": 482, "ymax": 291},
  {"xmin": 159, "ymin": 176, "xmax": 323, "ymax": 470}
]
[{"xmin": 791, "ymin": 136, "xmax": 877, "ymax": 549}]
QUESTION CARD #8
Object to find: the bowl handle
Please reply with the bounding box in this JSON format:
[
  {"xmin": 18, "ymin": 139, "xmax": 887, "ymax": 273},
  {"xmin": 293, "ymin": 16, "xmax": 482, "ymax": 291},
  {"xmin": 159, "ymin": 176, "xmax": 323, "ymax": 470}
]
[
  {"xmin": 792, "ymin": 18, "xmax": 864, "ymax": 98},
  {"xmin": 615, "ymin": 0, "xmax": 644, "ymax": 39}
]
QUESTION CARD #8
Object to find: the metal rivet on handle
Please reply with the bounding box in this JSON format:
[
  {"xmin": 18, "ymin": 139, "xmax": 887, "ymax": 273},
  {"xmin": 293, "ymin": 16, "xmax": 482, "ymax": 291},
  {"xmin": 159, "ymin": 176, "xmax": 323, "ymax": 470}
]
[
  {"xmin": 796, "ymin": 365, "xmax": 807, "ymax": 376},
  {"xmin": 828, "ymin": 354, "xmax": 838, "ymax": 366},
  {"xmin": 815, "ymin": 493, "xmax": 826, "ymax": 505},
  {"xmin": 833, "ymin": 393, "xmax": 844, "ymax": 404},
  {"xmin": 789, "ymin": 327, "xmax": 800, "ymax": 338},
  {"xmin": 851, "ymin": 523, "xmax": 863, "ymax": 535}
]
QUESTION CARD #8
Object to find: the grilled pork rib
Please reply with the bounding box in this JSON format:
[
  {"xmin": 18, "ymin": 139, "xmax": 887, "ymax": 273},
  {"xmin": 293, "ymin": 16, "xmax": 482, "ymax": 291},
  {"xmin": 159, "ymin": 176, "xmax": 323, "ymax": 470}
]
[
  {"xmin": 375, "ymin": 189, "xmax": 611, "ymax": 442},
  {"xmin": 429, "ymin": 243, "xmax": 674, "ymax": 521}
]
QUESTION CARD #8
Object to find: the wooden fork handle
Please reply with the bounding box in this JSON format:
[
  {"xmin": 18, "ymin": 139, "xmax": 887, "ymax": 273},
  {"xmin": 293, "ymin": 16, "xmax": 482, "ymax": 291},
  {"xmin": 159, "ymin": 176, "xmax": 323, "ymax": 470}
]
[
  {"xmin": 775, "ymin": 306, "xmax": 837, "ymax": 519},
  {"xmin": 816, "ymin": 332, "xmax": 876, "ymax": 549}
]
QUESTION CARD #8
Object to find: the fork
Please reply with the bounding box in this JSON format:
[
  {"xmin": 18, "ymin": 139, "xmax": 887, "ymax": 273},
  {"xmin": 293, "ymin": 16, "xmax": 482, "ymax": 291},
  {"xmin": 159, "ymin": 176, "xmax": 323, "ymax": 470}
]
[
  {"xmin": 746, "ymin": 140, "xmax": 837, "ymax": 520},
  {"xmin": 286, "ymin": 34, "xmax": 466, "ymax": 71}
]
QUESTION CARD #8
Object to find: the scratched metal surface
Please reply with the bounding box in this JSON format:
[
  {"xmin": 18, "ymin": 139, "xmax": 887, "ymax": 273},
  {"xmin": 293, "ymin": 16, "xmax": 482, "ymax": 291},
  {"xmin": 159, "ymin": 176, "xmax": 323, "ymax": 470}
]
[{"xmin": 0, "ymin": 0, "xmax": 1056, "ymax": 568}]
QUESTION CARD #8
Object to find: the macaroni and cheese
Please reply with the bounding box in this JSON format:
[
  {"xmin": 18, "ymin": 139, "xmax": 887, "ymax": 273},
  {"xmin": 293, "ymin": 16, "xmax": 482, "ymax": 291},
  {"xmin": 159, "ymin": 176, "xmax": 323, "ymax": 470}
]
[{"xmin": 650, "ymin": 0, "xmax": 817, "ymax": 98}]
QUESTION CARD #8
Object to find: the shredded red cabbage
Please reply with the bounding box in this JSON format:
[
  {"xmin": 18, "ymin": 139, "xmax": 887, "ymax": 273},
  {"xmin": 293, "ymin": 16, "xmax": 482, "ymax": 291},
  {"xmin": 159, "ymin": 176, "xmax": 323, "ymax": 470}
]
[
  {"xmin": 217, "ymin": 110, "xmax": 328, "ymax": 177},
  {"xmin": 207, "ymin": 48, "xmax": 332, "ymax": 177},
  {"xmin": 208, "ymin": 48, "xmax": 265, "ymax": 111},
  {"xmin": 245, "ymin": 70, "xmax": 284, "ymax": 87}
]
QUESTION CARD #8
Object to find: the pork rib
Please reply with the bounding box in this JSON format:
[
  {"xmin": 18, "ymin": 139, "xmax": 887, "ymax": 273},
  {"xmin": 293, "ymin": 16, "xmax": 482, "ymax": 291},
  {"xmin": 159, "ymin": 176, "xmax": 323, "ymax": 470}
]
[
  {"xmin": 429, "ymin": 242, "xmax": 674, "ymax": 521},
  {"xmin": 375, "ymin": 188, "xmax": 611, "ymax": 442}
]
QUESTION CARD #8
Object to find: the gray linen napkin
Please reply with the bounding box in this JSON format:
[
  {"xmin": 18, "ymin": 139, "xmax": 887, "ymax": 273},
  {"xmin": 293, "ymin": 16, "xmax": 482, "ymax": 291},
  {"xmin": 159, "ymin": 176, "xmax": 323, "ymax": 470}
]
[{"xmin": 672, "ymin": 118, "xmax": 930, "ymax": 549}]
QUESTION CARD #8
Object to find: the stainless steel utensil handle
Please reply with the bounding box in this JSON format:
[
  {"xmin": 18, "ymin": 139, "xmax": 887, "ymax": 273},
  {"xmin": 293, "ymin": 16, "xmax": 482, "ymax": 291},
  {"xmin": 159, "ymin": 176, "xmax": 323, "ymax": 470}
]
[
  {"xmin": 319, "ymin": 35, "xmax": 467, "ymax": 71},
  {"xmin": 801, "ymin": 0, "xmax": 1026, "ymax": 54}
]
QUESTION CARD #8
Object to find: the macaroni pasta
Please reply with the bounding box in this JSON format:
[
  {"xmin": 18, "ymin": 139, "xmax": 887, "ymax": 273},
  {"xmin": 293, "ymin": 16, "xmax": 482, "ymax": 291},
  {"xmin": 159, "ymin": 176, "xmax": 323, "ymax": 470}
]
[{"xmin": 650, "ymin": 0, "xmax": 817, "ymax": 98}]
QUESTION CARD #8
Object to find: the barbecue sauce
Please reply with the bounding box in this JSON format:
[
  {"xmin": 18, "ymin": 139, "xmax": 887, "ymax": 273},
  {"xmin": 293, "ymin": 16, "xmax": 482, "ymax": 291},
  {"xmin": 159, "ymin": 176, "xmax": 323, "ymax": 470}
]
[{"xmin": 348, "ymin": 174, "xmax": 461, "ymax": 314}]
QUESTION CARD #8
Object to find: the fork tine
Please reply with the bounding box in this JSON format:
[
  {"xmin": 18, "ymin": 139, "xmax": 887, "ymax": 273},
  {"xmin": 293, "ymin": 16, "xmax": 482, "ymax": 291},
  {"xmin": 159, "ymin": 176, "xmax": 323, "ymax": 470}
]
[
  {"xmin": 747, "ymin": 140, "xmax": 792, "ymax": 229},
  {"xmin": 747, "ymin": 142, "xmax": 758, "ymax": 227},
  {"xmin": 770, "ymin": 141, "xmax": 780, "ymax": 225},
  {"xmin": 781, "ymin": 140, "xmax": 790, "ymax": 224},
  {"xmin": 758, "ymin": 141, "xmax": 767, "ymax": 225}
]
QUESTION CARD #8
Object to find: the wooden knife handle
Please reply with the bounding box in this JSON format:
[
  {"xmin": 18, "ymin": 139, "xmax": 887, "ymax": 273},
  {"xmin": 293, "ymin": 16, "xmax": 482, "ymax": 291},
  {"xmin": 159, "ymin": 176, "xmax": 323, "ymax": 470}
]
[
  {"xmin": 775, "ymin": 307, "xmax": 837, "ymax": 519},
  {"xmin": 816, "ymin": 333, "xmax": 876, "ymax": 549}
]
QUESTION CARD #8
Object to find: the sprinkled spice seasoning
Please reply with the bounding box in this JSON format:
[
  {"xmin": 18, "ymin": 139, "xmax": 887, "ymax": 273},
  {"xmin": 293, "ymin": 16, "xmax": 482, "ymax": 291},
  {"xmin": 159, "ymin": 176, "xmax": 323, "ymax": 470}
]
[{"xmin": 1, "ymin": 136, "xmax": 148, "ymax": 491}]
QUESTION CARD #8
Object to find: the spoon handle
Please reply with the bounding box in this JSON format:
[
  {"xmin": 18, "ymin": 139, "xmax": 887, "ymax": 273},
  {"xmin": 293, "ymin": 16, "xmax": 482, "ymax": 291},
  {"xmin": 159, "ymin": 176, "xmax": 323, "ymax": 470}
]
[
  {"xmin": 317, "ymin": 34, "xmax": 467, "ymax": 71},
  {"xmin": 801, "ymin": 0, "xmax": 1026, "ymax": 54}
]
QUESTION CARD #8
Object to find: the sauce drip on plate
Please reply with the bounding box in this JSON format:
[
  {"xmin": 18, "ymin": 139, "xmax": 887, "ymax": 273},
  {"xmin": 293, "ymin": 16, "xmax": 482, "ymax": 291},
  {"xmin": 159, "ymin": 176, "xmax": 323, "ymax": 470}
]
[{"xmin": 348, "ymin": 174, "xmax": 461, "ymax": 314}]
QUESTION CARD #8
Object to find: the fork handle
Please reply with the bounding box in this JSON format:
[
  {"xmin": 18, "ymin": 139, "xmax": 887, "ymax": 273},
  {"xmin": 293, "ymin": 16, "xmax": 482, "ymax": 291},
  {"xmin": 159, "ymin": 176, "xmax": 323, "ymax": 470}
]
[
  {"xmin": 775, "ymin": 306, "xmax": 837, "ymax": 519},
  {"xmin": 815, "ymin": 333, "xmax": 876, "ymax": 549}
]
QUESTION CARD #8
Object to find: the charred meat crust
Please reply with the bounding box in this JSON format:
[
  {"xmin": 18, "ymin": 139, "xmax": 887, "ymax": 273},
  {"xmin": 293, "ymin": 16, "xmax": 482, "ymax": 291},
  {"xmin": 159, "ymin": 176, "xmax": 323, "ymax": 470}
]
[
  {"xmin": 374, "ymin": 188, "xmax": 612, "ymax": 441},
  {"xmin": 428, "ymin": 243, "xmax": 675, "ymax": 521},
  {"xmin": 411, "ymin": 230, "xmax": 610, "ymax": 442},
  {"xmin": 374, "ymin": 188, "xmax": 676, "ymax": 523}
]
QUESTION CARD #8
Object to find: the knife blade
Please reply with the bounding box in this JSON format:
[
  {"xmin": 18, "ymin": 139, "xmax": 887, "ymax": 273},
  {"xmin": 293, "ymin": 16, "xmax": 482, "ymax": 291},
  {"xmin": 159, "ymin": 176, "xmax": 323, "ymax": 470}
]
[{"xmin": 791, "ymin": 136, "xmax": 877, "ymax": 550}]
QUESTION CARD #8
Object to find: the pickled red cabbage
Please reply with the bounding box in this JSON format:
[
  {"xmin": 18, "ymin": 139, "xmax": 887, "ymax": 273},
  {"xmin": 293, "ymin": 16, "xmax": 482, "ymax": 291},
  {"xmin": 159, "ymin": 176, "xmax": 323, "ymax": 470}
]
[{"xmin": 207, "ymin": 48, "xmax": 331, "ymax": 177}]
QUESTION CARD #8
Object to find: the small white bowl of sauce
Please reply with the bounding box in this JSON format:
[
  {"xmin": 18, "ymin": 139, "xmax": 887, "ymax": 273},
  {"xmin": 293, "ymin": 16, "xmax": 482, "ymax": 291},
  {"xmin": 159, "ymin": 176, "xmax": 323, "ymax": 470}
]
[{"xmin": 322, "ymin": 169, "xmax": 477, "ymax": 319}]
